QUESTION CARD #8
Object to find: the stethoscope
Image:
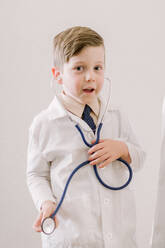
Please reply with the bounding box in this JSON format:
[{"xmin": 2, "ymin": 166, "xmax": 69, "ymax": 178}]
[{"xmin": 41, "ymin": 77, "xmax": 133, "ymax": 235}]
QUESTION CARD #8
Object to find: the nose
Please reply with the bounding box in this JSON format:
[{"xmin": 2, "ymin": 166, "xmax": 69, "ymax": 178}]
[{"xmin": 85, "ymin": 70, "xmax": 95, "ymax": 82}]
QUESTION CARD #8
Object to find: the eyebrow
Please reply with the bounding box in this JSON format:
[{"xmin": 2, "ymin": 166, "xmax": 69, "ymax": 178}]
[{"xmin": 72, "ymin": 61, "xmax": 104, "ymax": 65}]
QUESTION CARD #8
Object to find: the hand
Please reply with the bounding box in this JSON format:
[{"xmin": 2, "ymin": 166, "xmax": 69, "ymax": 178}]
[
  {"xmin": 33, "ymin": 200, "xmax": 59, "ymax": 232},
  {"xmin": 88, "ymin": 139, "xmax": 131, "ymax": 168}
]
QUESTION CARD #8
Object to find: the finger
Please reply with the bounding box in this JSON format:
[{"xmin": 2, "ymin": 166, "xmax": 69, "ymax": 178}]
[
  {"xmin": 42, "ymin": 211, "xmax": 50, "ymax": 221},
  {"xmin": 54, "ymin": 216, "xmax": 59, "ymax": 228},
  {"xmin": 91, "ymin": 140, "xmax": 96, "ymax": 144},
  {"xmin": 89, "ymin": 148, "xmax": 105, "ymax": 161},
  {"xmin": 42, "ymin": 206, "xmax": 55, "ymax": 221},
  {"xmin": 98, "ymin": 157, "xmax": 114, "ymax": 168},
  {"xmin": 91, "ymin": 139, "xmax": 105, "ymax": 144},
  {"xmin": 90, "ymin": 153, "xmax": 110, "ymax": 165},
  {"xmin": 88, "ymin": 143, "xmax": 104, "ymax": 154},
  {"xmin": 33, "ymin": 212, "xmax": 43, "ymax": 232}
]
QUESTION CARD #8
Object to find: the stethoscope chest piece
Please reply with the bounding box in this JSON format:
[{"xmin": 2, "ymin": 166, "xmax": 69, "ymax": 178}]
[{"xmin": 41, "ymin": 217, "xmax": 56, "ymax": 235}]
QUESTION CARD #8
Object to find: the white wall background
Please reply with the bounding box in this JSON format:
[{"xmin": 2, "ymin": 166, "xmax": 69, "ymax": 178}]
[{"xmin": 1, "ymin": 0, "xmax": 165, "ymax": 247}]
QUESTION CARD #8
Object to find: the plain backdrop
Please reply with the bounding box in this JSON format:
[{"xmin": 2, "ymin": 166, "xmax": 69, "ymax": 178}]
[{"xmin": 1, "ymin": 0, "xmax": 165, "ymax": 247}]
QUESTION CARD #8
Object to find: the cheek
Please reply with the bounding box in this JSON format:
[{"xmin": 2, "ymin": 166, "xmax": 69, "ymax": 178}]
[
  {"xmin": 74, "ymin": 79, "xmax": 83, "ymax": 92},
  {"xmin": 66, "ymin": 75, "xmax": 80, "ymax": 91},
  {"xmin": 97, "ymin": 79, "xmax": 104, "ymax": 91}
]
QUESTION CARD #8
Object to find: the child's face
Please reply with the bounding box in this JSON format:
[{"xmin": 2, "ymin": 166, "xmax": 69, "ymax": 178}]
[{"xmin": 55, "ymin": 46, "xmax": 105, "ymax": 104}]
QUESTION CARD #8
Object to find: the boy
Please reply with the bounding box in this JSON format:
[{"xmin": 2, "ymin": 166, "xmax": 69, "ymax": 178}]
[{"xmin": 27, "ymin": 26, "xmax": 145, "ymax": 248}]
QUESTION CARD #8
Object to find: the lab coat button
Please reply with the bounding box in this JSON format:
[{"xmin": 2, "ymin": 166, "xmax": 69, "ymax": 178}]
[
  {"xmin": 104, "ymin": 197, "xmax": 111, "ymax": 205},
  {"xmin": 87, "ymin": 132, "xmax": 94, "ymax": 139},
  {"xmin": 106, "ymin": 232, "xmax": 113, "ymax": 241}
]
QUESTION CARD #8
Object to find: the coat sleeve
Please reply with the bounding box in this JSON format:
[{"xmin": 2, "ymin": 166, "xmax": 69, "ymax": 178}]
[
  {"xmin": 26, "ymin": 119, "xmax": 57, "ymax": 211},
  {"xmin": 116, "ymin": 108, "xmax": 146, "ymax": 172}
]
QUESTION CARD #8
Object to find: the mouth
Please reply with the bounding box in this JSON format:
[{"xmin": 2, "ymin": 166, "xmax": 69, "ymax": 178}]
[{"xmin": 83, "ymin": 88, "xmax": 95, "ymax": 93}]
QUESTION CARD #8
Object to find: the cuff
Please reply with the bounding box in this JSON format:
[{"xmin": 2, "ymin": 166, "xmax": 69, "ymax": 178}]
[{"xmin": 115, "ymin": 138, "xmax": 146, "ymax": 172}]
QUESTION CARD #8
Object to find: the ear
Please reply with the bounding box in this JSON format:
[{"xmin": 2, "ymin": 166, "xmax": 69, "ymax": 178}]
[
  {"xmin": 51, "ymin": 67, "xmax": 63, "ymax": 84},
  {"xmin": 51, "ymin": 67, "xmax": 56, "ymax": 77}
]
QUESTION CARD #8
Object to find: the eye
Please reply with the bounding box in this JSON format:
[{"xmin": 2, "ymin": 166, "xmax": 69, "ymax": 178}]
[
  {"xmin": 74, "ymin": 66, "xmax": 84, "ymax": 71},
  {"xmin": 94, "ymin": 66, "xmax": 103, "ymax": 71}
]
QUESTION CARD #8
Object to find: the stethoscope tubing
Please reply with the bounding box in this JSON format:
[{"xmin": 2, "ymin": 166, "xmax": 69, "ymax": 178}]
[
  {"xmin": 48, "ymin": 122, "xmax": 133, "ymax": 220},
  {"xmin": 75, "ymin": 123, "xmax": 133, "ymax": 190}
]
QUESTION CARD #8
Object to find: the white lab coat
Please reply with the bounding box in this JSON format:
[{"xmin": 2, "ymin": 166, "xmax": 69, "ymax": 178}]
[
  {"xmin": 27, "ymin": 95, "xmax": 145, "ymax": 248},
  {"xmin": 151, "ymin": 97, "xmax": 165, "ymax": 248}
]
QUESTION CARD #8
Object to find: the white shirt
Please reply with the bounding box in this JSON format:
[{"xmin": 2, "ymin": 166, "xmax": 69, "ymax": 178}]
[
  {"xmin": 26, "ymin": 95, "xmax": 145, "ymax": 248},
  {"xmin": 59, "ymin": 90, "xmax": 100, "ymax": 125}
]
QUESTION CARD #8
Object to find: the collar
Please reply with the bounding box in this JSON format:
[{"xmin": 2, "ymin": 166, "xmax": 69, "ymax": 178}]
[
  {"xmin": 47, "ymin": 93, "xmax": 115, "ymax": 121},
  {"xmin": 58, "ymin": 91, "xmax": 100, "ymax": 118},
  {"xmin": 47, "ymin": 95, "xmax": 68, "ymax": 120}
]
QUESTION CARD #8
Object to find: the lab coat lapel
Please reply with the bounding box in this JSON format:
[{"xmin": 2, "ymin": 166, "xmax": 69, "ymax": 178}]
[
  {"xmin": 47, "ymin": 95, "xmax": 92, "ymax": 132},
  {"xmin": 48, "ymin": 95, "xmax": 68, "ymax": 120},
  {"xmin": 67, "ymin": 111, "xmax": 93, "ymax": 132}
]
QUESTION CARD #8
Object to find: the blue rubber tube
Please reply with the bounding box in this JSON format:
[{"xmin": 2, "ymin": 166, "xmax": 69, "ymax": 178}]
[{"xmin": 50, "ymin": 122, "xmax": 133, "ymax": 219}]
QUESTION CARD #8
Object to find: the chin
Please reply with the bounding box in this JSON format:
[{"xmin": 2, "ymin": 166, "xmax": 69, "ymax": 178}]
[{"xmin": 83, "ymin": 96, "xmax": 97, "ymax": 104}]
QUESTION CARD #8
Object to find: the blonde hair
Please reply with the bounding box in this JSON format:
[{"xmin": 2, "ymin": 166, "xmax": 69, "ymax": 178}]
[{"xmin": 53, "ymin": 26, "xmax": 105, "ymax": 71}]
